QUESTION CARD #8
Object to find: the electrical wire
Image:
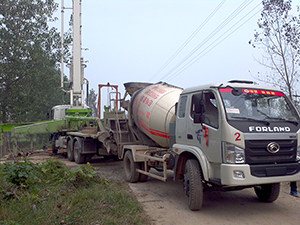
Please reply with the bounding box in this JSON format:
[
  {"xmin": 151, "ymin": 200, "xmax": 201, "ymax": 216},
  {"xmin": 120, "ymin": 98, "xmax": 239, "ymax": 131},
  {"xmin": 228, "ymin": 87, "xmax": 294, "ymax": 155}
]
[
  {"xmin": 161, "ymin": 0, "xmax": 252, "ymax": 81},
  {"xmin": 160, "ymin": 0, "xmax": 254, "ymax": 82},
  {"xmin": 148, "ymin": 0, "xmax": 227, "ymax": 82},
  {"xmin": 166, "ymin": 3, "xmax": 262, "ymax": 82}
]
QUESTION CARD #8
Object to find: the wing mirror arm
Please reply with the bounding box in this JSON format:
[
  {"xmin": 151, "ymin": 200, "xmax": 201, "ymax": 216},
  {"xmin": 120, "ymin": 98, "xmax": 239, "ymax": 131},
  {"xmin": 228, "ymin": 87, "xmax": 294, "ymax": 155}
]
[{"xmin": 193, "ymin": 92, "xmax": 206, "ymax": 124}]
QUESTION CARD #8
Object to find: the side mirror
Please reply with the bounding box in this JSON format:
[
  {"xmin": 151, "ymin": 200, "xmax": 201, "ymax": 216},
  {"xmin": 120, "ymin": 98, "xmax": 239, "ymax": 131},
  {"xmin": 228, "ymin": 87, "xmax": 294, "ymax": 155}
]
[
  {"xmin": 194, "ymin": 113, "xmax": 205, "ymax": 123},
  {"xmin": 192, "ymin": 92, "xmax": 206, "ymax": 123}
]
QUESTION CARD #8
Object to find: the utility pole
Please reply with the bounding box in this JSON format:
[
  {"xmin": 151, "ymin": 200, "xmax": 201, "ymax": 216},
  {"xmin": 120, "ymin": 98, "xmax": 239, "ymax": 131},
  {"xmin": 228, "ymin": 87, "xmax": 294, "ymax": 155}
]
[{"xmin": 61, "ymin": 0, "xmax": 87, "ymax": 108}]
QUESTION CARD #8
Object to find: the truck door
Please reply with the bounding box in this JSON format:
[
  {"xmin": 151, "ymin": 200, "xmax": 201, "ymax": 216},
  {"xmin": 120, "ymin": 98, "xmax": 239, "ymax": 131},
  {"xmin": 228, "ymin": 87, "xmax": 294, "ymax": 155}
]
[
  {"xmin": 175, "ymin": 95, "xmax": 188, "ymax": 145},
  {"xmin": 187, "ymin": 91, "xmax": 222, "ymax": 163}
]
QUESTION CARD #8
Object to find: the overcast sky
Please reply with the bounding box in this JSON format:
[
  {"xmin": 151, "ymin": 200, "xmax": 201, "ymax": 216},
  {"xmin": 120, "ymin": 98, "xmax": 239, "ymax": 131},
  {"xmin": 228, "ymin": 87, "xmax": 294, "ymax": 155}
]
[{"xmin": 54, "ymin": 0, "xmax": 300, "ymax": 107}]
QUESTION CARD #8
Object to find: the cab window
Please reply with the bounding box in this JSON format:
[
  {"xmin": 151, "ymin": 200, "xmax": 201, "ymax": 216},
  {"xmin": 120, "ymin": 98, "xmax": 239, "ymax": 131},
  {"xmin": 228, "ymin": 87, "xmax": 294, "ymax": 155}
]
[
  {"xmin": 190, "ymin": 91, "xmax": 219, "ymax": 128},
  {"xmin": 178, "ymin": 96, "xmax": 188, "ymax": 118}
]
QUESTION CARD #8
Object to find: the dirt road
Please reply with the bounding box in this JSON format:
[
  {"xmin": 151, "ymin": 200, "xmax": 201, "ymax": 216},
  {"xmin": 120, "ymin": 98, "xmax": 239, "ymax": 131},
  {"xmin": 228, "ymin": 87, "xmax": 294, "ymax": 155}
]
[
  {"xmin": 130, "ymin": 176, "xmax": 300, "ymax": 225},
  {"xmin": 17, "ymin": 151, "xmax": 300, "ymax": 225}
]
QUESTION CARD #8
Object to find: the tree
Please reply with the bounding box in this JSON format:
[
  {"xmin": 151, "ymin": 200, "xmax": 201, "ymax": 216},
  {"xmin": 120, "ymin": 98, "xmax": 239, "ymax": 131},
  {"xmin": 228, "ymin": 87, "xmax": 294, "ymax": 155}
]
[
  {"xmin": 249, "ymin": 0, "xmax": 300, "ymax": 100},
  {"xmin": 87, "ymin": 88, "xmax": 98, "ymax": 117},
  {"xmin": 0, "ymin": 0, "xmax": 69, "ymax": 123}
]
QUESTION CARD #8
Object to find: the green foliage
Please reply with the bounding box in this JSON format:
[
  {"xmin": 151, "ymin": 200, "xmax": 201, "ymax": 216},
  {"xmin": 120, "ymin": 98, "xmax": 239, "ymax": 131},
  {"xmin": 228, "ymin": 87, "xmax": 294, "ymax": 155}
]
[
  {"xmin": 0, "ymin": 0, "xmax": 71, "ymax": 123},
  {"xmin": 0, "ymin": 159, "xmax": 99, "ymax": 202},
  {"xmin": 1, "ymin": 161, "xmax": 40, "ymax": 187},
  {"xmin": 0, "ymin": 158, "xmax": 147, "ymax": 225}
]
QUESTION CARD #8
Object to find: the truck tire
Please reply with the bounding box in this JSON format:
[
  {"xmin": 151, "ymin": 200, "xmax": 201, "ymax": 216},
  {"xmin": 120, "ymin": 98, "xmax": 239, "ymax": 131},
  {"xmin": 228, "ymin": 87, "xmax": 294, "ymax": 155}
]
[
  {"xmin": 254, "ymin": 183, "xmax": 280, "ymax": 202},
  {"xmin": 73, "ymin": 138, "xmax": 85, "ymax": 164},
  {"xmin": 124, "ymin": 150, "xmax": 140, "ymax": 183},
  {"xmin": 138, "ymin": 162, "xmax": 148, "ymax": 182},
  {"xmin": 183, "ymin": 159, "xmax": 203, "ymax": 211},
  {"xmin": 51, "ymin": 136, "xmax": 58, "ymax": 154},
  {"xmin": 67, "ymin": 139, "xmax": 74, "ymax": 162}
]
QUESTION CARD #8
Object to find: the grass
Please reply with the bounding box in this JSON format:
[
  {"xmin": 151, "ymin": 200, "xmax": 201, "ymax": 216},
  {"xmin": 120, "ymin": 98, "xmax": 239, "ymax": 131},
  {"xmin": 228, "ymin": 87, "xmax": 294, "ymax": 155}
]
[{"xmin": 0, "ymin": 159, "xmax": 149, "ymax": 225}]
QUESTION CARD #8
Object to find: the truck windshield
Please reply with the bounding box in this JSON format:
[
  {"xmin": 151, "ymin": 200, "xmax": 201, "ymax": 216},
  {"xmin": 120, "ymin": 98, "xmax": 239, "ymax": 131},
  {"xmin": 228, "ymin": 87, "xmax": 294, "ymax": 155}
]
[{"xmin": 219, "ymin": 88, "xmax": 300, "ymax": 123}]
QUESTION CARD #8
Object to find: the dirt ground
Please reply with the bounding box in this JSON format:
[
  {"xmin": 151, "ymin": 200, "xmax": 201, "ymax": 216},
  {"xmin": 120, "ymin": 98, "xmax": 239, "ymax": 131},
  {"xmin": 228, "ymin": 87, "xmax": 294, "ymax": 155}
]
[{"xmin": 2, "ymin": 150, "xmax": 300, "ymax": 225}]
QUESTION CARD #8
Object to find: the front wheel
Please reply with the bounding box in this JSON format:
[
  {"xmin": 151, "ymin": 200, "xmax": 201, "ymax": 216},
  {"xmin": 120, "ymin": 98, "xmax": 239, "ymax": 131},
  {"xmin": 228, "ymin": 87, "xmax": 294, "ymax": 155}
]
[
  {"xmin": 124, "ymin": 151, "xmax": 140, "ymax": 183},
  {"xmin": 254, "ymin": 183, "xmax": 280, "ymax": 202},
  {"xmin": 183, "ymin": 159, "xmax": 203, "ymax": 211}
]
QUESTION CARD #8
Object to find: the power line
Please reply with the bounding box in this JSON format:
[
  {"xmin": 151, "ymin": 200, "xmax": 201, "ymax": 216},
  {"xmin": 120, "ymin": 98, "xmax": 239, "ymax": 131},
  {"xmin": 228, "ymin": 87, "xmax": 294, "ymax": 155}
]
[
  {"xmin": 166, "ymin": 4, "xmax": 262, "ymax": 82},
  {"xmin": 161, "ymin": 0, "xmax": 252, "ymax": 81},
  {"xmin": 148, "ymin": 0, "xmax": 227, "ymax": 82},
  {"xmin": 160, "ymin": 0, "xmax": 253, "ymax": 82}
]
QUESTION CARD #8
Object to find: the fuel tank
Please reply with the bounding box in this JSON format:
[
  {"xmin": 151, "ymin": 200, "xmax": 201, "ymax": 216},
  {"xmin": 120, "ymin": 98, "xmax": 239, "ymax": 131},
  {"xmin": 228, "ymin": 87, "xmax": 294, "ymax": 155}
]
[{"xmin": 126, "ymin": 82, "xmax": 183, "ymax": 148}]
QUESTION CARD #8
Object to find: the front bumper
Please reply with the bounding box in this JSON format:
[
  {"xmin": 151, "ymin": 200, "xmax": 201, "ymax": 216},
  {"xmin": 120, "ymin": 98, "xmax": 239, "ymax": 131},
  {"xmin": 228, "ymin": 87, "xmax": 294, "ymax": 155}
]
[{"xmin": 221, "ymin": 163, "xmax": 300, "ymax": 186}]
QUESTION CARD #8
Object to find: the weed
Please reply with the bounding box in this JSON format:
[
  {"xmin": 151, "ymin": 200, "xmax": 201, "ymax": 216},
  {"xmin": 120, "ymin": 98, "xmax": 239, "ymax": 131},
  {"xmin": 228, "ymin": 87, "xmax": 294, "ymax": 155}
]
[{"xmin": 0, "ymin": 158, "xmax": 148, "ymax": 225}]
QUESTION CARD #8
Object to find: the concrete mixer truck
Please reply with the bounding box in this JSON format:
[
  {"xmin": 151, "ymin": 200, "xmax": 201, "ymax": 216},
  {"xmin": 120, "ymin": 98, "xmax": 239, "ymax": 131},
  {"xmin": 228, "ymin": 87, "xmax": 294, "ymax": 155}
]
[
  {"xmin": 117, "ymin": 80, "xmax": 300, "ymax": 211},
  {"xmin": 11, "ymin": 0, "xmax": 300, "ymax": 210},
  {"xmin": 11, "ymin": 79, "xmax": 300, "ymax": 210}
]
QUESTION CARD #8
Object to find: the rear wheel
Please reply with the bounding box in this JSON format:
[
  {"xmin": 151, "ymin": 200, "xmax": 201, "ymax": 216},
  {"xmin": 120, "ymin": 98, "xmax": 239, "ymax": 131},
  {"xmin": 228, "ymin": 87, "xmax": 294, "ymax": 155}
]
[
  {"xmin": 183, "ymin": 159, "xmax": 203, "ymax": 211},
  {"xmin": 138, "ymin": 162, "xmax": 148, "ymax": 182},
  {"xmin": 67, "ymin": 138, "xmax": 74, "ymax": 162},
  {"xmin": 254, "ymin": 183, "xmax": 280, "ymax": 202},
  {"xmin": 124, "ymin": 151, "xmax": 140, "ymax": 183},
  {"xmin": 73, "ymin": 138, "xmax": 85, "ymax": 164}
]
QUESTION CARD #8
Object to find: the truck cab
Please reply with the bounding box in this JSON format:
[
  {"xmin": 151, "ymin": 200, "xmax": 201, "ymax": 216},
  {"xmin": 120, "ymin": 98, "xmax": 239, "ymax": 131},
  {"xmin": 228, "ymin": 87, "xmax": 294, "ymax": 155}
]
[
  {"xmin": 173, "ymin": 80, "xmax": 300, "ymax": 209},
  {"xmin": 51, "ymin": 105, "xmax": 71, "ymax": 120}
]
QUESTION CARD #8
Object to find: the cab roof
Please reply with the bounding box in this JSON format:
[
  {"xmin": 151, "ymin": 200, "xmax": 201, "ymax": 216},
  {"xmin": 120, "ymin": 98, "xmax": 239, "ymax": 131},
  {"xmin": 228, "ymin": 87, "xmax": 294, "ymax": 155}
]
[{"xmin": 181, "ymin": 80, "xmax": 282, "ymax": 95}]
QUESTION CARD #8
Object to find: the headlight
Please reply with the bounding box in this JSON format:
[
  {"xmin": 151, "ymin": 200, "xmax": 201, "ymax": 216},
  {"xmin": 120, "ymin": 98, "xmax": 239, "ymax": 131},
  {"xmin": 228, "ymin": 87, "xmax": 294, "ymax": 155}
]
[
  {"xmin": 223, "ymin": 142, "xmax": 245, "ymax": 164},
  {"xmin": 297, "ymin": 146, "xmax": 300, "ymax": 161}
]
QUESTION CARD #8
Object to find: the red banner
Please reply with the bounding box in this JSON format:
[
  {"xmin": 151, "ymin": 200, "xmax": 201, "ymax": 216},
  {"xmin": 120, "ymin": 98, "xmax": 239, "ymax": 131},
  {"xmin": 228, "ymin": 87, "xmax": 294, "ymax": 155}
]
[{"xmin": 219, "ymin": 88, "xmax": 284, "ymax": 96}]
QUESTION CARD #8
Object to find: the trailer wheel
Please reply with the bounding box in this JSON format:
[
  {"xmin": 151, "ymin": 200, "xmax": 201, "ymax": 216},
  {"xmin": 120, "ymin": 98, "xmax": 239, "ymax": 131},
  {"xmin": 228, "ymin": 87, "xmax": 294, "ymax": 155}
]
[
  {"xmin": 73, "ymin": 138, "xmax": 85, "ymax": 164},
  {"xmin": 51, "ymin": 136, "xmax": 58, "ymax": 154},
  {"xmin": 67, "ymin": 139, "xmax": 74, "ymax": 162},
  {"xmin": 124, "ymin": 150, "xmax": 140, "ymax": 183},
  {"xmin": 183, "ymin": 159, "xmax": 203, "ymax": 211},
  {"xmin": 138, "ymin": 162, "xmax": 148, "ymax": 182},
  {"xmin": 254, "ymin": 183, "xmax": 280, "ymax": 202}
]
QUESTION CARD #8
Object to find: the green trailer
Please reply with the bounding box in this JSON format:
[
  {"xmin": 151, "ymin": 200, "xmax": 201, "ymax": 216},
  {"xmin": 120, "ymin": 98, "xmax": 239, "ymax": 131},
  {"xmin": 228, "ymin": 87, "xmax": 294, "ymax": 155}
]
[{"xmin": 10, "ymin": 106, "xmax": 127, "ymax": 164}]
